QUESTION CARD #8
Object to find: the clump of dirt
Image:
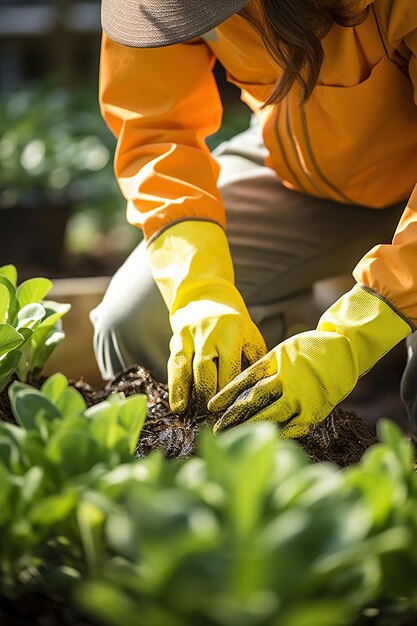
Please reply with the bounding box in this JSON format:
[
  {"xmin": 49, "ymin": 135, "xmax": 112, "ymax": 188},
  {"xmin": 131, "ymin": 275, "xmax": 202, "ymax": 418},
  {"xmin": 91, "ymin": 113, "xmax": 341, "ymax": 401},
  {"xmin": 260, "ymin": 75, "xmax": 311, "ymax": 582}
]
[
  {"xmin": 297, "ymin": 408, "xmax": 377, "ymax": 467},
  {"xmin": 80, "ymin": 365, "xmax": 204, "ymax": 459},
  {"xmin": 0, "ymin": 388, "xmax": 14, "ymax": 424},
  {"xmin": 1, "ymin": 364, "xmax": 378, "ymax": 466}
]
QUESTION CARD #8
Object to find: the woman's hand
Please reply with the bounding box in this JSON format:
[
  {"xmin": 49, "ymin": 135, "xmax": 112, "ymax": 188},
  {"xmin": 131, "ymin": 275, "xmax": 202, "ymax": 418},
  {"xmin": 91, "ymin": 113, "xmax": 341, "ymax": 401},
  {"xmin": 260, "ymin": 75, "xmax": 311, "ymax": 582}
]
[
  {"xmin": 147, "ymin": 219, "xmax": 266, "ymax": 415},
  {"xmin": 169, "ymin": 297, "xmax": 266, "ymax": 414},
  {"xmin": 209, "ymin": 285, "xmax": 413, "ymax": 437},
  {"xmin": 209, "ymin": 329, "xmax": 358, "ymax": 437}
]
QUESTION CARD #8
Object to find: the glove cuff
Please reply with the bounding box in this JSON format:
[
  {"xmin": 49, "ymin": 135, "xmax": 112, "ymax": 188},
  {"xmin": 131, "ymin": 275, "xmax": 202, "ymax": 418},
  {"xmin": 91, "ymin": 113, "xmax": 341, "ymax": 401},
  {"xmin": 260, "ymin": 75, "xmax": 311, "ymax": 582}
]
[
  {"xmin": 147, "ymin": 220, "xmax": 237, "ymax": 314},
  {"xmin": 317, "ymin": 284, "xmax": 414, "ymax": 378}
]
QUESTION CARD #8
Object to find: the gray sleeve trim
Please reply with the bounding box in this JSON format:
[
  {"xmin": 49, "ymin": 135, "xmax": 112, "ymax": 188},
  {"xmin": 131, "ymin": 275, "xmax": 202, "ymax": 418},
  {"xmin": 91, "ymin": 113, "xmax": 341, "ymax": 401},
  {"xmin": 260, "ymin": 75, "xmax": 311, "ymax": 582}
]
[
  {"xmin": 359, "ymin": 284, "xmax": 416, "ymax": 333},
  {"xmin": 146, "ymin": 217, "xmax": 225, "ymax": 247}
]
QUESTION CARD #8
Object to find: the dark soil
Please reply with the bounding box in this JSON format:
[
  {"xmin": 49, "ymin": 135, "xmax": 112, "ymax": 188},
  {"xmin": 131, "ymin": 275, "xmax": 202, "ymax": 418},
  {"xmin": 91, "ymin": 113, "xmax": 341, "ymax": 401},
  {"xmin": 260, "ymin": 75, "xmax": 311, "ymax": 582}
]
[
  {"xmin": 0, "ymin": 386, "xmax": 13, "ymax": 425},
  {"xmin": 1, "ymin": 364, "xmax": 378, "ymax": 466},
  {"xmin": 0, "ymin": 592, "xmax": 94, "ymax": 626},
  {"xmin": 74, "ymin": 364, "xmax": 378, "ymax": 466},
  {"xmin": 297, "ymin": 408, "xmax": 377, "ymax": 467},
  {"xmin": 1, "ymin": 592, "xmax": 416, "ymax": 626}
]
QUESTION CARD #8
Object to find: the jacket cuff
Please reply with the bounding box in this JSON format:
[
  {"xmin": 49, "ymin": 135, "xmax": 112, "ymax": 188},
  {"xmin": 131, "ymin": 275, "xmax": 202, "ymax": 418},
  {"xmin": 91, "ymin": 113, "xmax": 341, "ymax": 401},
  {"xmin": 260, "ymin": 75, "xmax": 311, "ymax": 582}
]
[{"xmin": 146, "ymin": 217, "xmax": 224, "ymax": 247}]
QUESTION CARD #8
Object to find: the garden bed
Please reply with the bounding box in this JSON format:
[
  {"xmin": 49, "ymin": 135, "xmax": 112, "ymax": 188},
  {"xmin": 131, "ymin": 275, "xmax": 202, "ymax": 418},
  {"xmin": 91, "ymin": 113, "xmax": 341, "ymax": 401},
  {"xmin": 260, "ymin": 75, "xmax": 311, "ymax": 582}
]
[
  {"xmin": 1, "ymin": 366, "xmax": 417, "ymax": 626},
  {"xmin": 0, "ymin": 364, "xmax": 378, "ymax": 467},
  {"xmin": 1, "ymin": 266, "xmax": 417, "ymax": 626},
  {"xmin": 80, "ymin": 365, "xmax": 379, "ymax": 466}
]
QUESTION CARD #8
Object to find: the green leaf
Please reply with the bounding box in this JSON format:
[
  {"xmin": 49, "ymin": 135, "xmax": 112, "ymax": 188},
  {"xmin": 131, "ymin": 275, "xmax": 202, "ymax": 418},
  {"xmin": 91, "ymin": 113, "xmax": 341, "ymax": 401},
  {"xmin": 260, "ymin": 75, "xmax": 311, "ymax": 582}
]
[
  {"xmin": 41, "ymin": 373, "xmax": 87, "ymax": 417},
  {"xmin": 377, "ymin": 419, "xmax": 414, "ymax": 472},
  {"xmin": 20, "ymin": 431, "xmax": 51, "ymax": 473},
  {"xmin": 15, "ymin": 303, "xmax": 45, "ymax": 330},
  {"xmin": 56, "ymin": 386, "xmax": 87, "ymax": 418},
  {"xmin": 28, "ymin": 329, "xmax": 65, "ymax": 374},
  {"xmin": 118, "ymin": 394, "xmax": 147, "ymax": 453},
  {"xmin": 30, "ymin": 490, "xmax": 77, "ymax": 526},
  {"xmin": 87, "ymin": 401, "xmax": 123, "ymax": 449},
  {"xmin": 0, "ymin": 276, "xmax": 18, "ymax": 323},
  {"xmin": 77, "ymin": 499, "xmax": 106, "ymax": 571},
  {"xmin": 0, "ymin": 324, "xmax": 24, "ymax": 357},
  {"xmin": 201, "ymin": 423, "xmax": 278, "ymax": 537},
  {"xmin": 0, "ymin": 349, "xmax": 22, "ymax": 392},
  {"xmin": 41, "ymin": 372, "xmax": 69, "ymax": 403},
  {"xmin": 280, "ymin": 601, "xmax": 352, "ymax": 626},
  {"xmin": 47, "ymin": 429, "xmax": 99, "ymax": 478},
  {"xmin": 14, "ymin": 327, "xmax": 35, "ymax": 382},
  {"xmin": 0, "ymin": 461, "xmax": 12, "ymax": 523},
  {"xmin": 9, "ymin": 382, "xmax": 61, "ymax": 430},
  {"xmin": 17, "ymin": 466, "xmax": 45, "ymax": 514},
  {"xmin": 0, "ymin": 264, "xmax": 17, "ymax": 287},
  {"xmin": 42, "ymin": 566, "xmax": 82, "ymax": 594},
  {"xmin": 0, "ymin": 434, "xmax": 21, "ymax": 472},
  {"xmin": 0, "ymin": 421, "xmax": 26, "ymax": 473},
  {"xmin": 85, "ymin": 399, "xmax": 118, "ymax": 422},
  {"xmin": 16, "ymin": 277, "xmax": 52, "ymax": 308},
  {"xmin": 0, "ymin": 420, "xmax": 25, "ymax": 447},
  {"xmin": 29, "ymin": 314, "xmax": 64, "ymax": 370},
  {"xmin": 17, "ymin": 326, "xmax": 33, "ymax": 344},
  {"xmin": 76, "ymin": 581, "xmax": 144, "ymax": 626},
  {"xmin": 41, "ymin": 300, "xmax": 71, "ymax": 323},
  {"xmin": 89, "ymin": 412, "xmax": 125, "ymax": 451},
  {"xmin": 0, "ymin": 284, "xmax": 10, "ymax": 324},
  {"xmin": 346, "ymin": 447, "xmax": 406, "ymax": 525},
  {"xmin": 85, "ymin": 394, "xmax": 144, "ymax": 454},
  {"xmin": 30, "ymin": 307, "xmax": 68, "ymax": 351}
]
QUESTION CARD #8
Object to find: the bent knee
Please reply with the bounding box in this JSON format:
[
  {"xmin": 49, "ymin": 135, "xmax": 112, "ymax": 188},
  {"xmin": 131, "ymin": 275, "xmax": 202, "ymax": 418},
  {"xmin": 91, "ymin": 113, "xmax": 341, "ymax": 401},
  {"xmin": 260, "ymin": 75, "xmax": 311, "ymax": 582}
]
[
  {"xmin": 90, "ymin": 299, "xmax": 129, "ymax": 340},
  {"xmin": 90, "ymin": 292, "xmax": 171, "ymax": 382},
  {"xmin": 90, "ymin": 300, "xmax": 134, "ymax": 380}
]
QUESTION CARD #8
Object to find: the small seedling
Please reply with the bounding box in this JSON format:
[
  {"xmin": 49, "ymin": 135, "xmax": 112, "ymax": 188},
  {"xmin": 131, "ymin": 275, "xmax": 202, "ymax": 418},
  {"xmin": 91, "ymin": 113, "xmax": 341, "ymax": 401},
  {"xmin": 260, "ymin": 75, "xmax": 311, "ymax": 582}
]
[{"xmin": 0, "ymin": 264, "xmax": 70, "ymax": 390}]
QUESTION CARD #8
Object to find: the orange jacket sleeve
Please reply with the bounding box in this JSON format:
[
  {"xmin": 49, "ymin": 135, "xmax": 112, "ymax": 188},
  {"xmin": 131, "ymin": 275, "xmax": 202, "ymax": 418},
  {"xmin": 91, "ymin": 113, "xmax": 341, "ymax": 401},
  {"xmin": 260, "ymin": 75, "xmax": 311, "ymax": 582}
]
[
  {"xmin": 353, "ymin": 6, "xmax": 417, "ymax": 326},
  {"xmin": 99, "ymin": 34, "xmax": 224, "ymax": 242}
]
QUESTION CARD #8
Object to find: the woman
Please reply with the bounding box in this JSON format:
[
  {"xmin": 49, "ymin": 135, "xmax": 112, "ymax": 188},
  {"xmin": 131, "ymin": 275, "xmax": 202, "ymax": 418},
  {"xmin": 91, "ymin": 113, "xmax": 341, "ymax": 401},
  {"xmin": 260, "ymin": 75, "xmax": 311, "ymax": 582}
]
[{"xmin": 92, "ymin": 0, "xmax": 417, "ymax": 436}]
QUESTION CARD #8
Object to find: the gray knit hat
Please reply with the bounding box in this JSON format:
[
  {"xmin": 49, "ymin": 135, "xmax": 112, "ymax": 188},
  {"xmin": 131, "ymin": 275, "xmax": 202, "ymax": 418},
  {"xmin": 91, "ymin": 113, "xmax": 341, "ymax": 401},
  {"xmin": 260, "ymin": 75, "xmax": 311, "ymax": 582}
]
[{"xmin": 101, "ymin": 0, "xmax": 248, "ymax": 48}]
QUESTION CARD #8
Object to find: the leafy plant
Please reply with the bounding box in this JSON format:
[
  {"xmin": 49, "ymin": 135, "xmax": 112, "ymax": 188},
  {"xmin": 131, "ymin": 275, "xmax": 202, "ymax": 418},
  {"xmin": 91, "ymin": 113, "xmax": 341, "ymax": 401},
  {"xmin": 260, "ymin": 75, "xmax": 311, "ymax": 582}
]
[
  {"xmin": 0, "ymin": 373, "xmax": 146, "ymax": 593},
  {"xmin": 0, "ymin": 83, "xmax": 141, "ymax": 261},
  {"xmin": 0, "ymin": 264, "xmax": 70, "ymax": 390},
  {"xmin": 0, "ymin": 85, "xmax": 118, "ymax": 211},
  {"xmin": 0, "ymin": 373, "xmax": 416, "ymax": 626},
  {"xmin": 75, "ymin": 421, "xmax": 417, "ymax": 626}
]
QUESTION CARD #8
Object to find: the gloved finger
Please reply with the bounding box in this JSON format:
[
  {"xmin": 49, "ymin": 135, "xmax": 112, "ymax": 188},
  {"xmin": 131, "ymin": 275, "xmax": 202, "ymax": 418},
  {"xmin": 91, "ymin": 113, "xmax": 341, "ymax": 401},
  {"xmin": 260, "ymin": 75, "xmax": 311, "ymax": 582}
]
[
  {"xmin": 218, "ymin": 350, "xmax": 243, "ymax": 392},
  {"xmin": 241, "ymin": 336, "xmax": 268, "ymax": 369},
  {"xmin": 168, "ymin": 332, "xmax": 194, "ymax": 414},
  {"xmin": 279, "ymin": 403, "xmax": 332, "ymax": 440},
  {"xmin": 241, "ymin": 393, "xmax": 299, "ymax": 426},
  {"xmin": 208, "ymin": 355, "xmax": 273, "ymax": 413},
  {"xmin": 212, "ymin": 375, "xmax": 282, "ymax": 433},
  {"xmin": 193, "ymin": 350, "xmax": 219, "ymax": 413},
  {"xmin": 217, "ymin": 332, "xmax": 243, "ymax": 391}
]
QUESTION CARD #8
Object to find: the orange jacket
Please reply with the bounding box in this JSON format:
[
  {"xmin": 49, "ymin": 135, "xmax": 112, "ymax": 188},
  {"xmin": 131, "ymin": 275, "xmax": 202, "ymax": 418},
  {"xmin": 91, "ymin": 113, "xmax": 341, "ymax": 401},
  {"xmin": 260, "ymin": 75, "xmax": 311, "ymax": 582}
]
[{"xmin": 99, "ymin": 0, "xmax": 417, "ymax": 325}]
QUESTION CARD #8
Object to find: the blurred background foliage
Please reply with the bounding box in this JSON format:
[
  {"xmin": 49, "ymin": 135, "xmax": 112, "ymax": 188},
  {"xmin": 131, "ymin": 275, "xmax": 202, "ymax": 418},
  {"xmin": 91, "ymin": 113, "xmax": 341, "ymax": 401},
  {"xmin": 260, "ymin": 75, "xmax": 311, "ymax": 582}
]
[{"xmin": 0, "ymin": 0, "xmax": 250, "ymax": 278}]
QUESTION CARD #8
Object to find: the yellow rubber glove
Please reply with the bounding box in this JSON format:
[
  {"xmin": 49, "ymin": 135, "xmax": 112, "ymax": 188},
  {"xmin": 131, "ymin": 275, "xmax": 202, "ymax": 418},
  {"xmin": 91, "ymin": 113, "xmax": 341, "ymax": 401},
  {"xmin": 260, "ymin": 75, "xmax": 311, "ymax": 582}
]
[
  {"xmin": 209, "ymin": 285, "xmax": 414, "ymax": 438},
  {"xmin": 148, "ymin": 221, "xmax": 267, "ymax": 414}
]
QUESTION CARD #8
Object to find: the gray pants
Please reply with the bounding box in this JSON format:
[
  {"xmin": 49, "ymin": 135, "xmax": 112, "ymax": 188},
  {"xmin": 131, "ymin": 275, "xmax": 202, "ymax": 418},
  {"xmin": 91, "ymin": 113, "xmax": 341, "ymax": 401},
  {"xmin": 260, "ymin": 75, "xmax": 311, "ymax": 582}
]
[
  {"xmin": 91, "ymin": 120, "xmax": 417, "ymax": 425},
  {"xmin": 401, "ymin": 332, "xmax": 417, "ymax": 430}
]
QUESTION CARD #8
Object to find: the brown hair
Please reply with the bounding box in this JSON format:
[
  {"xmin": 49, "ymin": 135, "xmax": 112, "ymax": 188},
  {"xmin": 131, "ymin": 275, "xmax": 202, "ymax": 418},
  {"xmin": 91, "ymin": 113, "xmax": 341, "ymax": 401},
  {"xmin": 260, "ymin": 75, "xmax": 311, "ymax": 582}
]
[{"xmin": 239, "ymin": 0, "xmax": 369, "ymax": 105}]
